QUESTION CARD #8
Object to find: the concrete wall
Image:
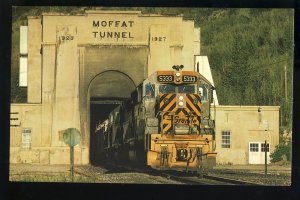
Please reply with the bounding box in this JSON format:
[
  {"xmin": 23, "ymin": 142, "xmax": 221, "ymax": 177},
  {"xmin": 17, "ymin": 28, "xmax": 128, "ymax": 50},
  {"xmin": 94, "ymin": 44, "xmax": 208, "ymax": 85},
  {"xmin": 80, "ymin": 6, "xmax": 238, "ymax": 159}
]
[
  {"xmin": 10, "ymin": 104, "xmax": 88, "ymax": 164},
  {"xmin": 211, "ymin": 105, "xmax": 280, "ymax": 165}
]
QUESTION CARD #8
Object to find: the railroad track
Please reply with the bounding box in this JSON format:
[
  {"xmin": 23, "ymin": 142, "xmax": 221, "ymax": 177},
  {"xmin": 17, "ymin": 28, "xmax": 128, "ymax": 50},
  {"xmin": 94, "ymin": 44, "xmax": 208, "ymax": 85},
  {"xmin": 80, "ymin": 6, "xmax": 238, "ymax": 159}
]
[
  {"xmin": 160, "ymin": 172, "xmax": 210, "ymax": 185},
  {"xmin": 157, "ymin": 171, "xmax": 261, "ymax": 185},
  {"xmin": 113, "ymin": 163, "xmax": 262, "ymax": 185},
  {"xmin": 202, "ymin": 174, "xmax": 261, "ymax": 185},
  {"xmin": 81, "ymin": 162, "xmax": 262, "ymax": 185}
]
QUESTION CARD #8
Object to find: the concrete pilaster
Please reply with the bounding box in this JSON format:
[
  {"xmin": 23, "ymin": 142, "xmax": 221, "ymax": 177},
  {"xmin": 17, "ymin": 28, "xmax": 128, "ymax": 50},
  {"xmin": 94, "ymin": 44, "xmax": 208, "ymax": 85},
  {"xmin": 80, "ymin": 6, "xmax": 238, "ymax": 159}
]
[
  {"xmin": 27, "ymin": 18, "xmax": 42, "ymax": 103},
  {"xmin": 41, "ymin": 45, "xmax": 56, "ymax": 147},
  {"xmin": 52, "ymin": 25, "xmax": 80, "ymax": 147}
]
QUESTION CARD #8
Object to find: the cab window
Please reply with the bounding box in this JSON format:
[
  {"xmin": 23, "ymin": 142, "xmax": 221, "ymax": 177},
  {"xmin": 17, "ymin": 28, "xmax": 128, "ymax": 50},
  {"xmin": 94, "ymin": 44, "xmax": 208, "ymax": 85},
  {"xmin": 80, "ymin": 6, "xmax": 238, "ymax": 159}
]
[
  {"xmin": 199, "ymin": 84, "xmax": 208, "ymax": 101},
  {"xmin": 145, "ymin": 83, "xmax": 155, "ymax": 98},
  {"xmin": 178, "ymin": 85, "xmax": 195, "ymax": 94}
]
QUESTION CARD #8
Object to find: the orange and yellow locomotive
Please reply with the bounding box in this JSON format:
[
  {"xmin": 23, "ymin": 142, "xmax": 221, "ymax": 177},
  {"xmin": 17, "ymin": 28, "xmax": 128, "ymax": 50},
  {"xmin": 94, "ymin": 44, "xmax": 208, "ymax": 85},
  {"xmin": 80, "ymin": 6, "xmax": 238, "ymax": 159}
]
[
  {"xmin": 95, "ymin": 65, "xmax": 217, "ymax": 172},
  {"xmin": 143, "ymin": 65, "xmax": 217, "ymax": 171}
]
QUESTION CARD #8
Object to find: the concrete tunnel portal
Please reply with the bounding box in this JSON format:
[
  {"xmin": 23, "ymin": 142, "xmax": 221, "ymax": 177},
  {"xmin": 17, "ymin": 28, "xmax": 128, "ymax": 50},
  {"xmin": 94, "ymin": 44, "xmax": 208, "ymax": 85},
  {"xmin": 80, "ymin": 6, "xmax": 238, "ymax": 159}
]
[{"xmin": 88, "ymin": 70, "xmax": 136, "ymax": 164}]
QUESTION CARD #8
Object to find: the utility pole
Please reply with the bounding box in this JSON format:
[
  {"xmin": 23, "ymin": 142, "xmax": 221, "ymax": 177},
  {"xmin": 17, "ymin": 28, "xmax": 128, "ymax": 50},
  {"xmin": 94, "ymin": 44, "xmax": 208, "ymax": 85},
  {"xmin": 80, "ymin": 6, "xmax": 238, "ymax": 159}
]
[
  {"xmin": 284, "ymin": 64, "xmax": 288, "ymax": 127},
  {"xmin": 285, "ymin": 64, "xmax": 287, "ymax": 102},
  {"xmin": 264, "ymin": 140, "xmax": 268, "ymax": 176}
]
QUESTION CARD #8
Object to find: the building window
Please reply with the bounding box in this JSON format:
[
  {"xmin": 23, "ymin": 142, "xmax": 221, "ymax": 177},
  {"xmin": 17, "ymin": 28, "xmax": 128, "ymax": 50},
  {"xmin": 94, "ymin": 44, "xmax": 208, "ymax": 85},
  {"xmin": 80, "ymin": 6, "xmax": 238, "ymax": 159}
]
[
  {"xmin": 221, "ymin": 131, "xmax": 230, "ymax": 148},
  {"xmin": 250, "ymin": 143, "xmax": 259, "ymax": 152},
  {"xmin": 21, "ymin": 128, "xmax": 31, "ymax": 149},
  {"xmin": 261, "ymin": 143, "xmax": 270, "ymax": 152},
  {"xmin": 20, "ymin": 26, "xmax": 28, "ymax": 55},
  {"xmin": 19, "ymin": 57, "xmax": 28, "ymax": 87},
  {"xmin": 19, "ymin": 26, "xmax": 28, "ymax": 87}
]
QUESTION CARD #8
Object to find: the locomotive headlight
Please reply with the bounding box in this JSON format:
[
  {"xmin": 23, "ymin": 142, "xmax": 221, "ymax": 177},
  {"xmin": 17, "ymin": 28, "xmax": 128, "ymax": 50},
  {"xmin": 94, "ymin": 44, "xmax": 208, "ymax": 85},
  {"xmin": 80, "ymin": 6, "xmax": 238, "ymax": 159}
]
[
  {"xmin": 178, "ymin": 101, "xmax": 184, "ymax": 106},
  {"xmin": 179, "ymin": 96, "xmax": 184, "ymax": 100},
  {"xmin": 175, "ymin": 124, "xmax": 189, "ymax": 134},
  {"xmin": 176, "ymin": 78, "xmax": 180, "ymax": 82},
  {"xmin": 193, "ymin": 99, "xmax": 198, "ymax": 104},
  {"xmin": 176, "ymin": 72, "xmax": 181, "ymax": 77}
]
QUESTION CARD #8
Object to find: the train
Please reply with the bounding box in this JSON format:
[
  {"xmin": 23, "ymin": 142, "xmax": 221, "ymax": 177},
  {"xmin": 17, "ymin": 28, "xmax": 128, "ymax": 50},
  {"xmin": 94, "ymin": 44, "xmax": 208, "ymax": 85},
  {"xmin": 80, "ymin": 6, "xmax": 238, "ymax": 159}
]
[{"xmin": 94, "ymin": 65, "xmax": 217, "ymax": 173}]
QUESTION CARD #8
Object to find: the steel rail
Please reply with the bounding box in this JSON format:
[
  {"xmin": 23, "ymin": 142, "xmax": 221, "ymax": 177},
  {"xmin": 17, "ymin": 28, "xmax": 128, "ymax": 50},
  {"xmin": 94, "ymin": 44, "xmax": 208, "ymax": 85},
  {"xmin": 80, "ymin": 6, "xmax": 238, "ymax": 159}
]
[
  {"xmin": 202, "ymin": 174, "xmax": 262, "ymax": 186},
  {"xmin": 160, "ymin": 172, "xmax": 209, "ymax": 185}
]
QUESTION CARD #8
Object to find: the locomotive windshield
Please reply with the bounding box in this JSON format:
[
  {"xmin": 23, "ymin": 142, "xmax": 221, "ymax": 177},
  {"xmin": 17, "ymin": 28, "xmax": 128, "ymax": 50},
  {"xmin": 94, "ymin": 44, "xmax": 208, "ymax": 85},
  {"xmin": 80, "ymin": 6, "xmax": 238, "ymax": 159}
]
[
  {"xmin": 159, "ymin": 84, "xmax": 196, "ymax": 94},
  {"xmin": 159, "ymin": 85, "xmax": 175, "ymax": 94},
  {"xmin": 178, "ymin": 85, "xmax": 195, "ymax": 94}
]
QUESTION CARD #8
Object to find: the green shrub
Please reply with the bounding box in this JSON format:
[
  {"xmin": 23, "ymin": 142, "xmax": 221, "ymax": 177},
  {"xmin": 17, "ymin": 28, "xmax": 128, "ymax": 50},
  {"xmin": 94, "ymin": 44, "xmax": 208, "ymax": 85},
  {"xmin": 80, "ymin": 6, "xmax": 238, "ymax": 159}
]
[{"xmin": 270, "ymin": 141, "xmax": 291, "ymax": 163}]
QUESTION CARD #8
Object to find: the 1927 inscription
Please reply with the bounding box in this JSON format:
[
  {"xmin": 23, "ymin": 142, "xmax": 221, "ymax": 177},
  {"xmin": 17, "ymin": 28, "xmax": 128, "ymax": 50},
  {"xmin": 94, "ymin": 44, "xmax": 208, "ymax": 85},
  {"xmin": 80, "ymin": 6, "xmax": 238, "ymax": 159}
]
[{"xmin": 151, "ymin": 36, "xmax": 166, "ymax": 42}]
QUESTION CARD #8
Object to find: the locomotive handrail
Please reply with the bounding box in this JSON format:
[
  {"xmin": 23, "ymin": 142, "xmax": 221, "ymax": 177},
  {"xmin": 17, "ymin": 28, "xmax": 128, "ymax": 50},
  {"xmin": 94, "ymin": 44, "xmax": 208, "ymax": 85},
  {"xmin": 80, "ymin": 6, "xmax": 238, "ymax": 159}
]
[{"xmin": 155, "ymin": 111, "xmax": 162, "ymax": 118}]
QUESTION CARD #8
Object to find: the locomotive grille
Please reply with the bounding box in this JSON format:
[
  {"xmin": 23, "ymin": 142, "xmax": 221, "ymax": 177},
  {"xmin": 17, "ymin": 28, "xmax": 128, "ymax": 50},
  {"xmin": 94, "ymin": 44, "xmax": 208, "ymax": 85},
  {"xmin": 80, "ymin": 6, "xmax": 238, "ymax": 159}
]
[{"xmin": 159, "ymin": 94, "xmax": 202, "ymax": 134}]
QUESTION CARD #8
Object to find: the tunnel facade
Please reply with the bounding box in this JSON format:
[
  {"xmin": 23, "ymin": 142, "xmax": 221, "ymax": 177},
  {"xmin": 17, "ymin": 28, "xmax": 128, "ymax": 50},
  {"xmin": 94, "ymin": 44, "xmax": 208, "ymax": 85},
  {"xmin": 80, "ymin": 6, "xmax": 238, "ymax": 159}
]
[{"xmin": 10, "ymin": 10, "xmax": 201, "ymax": 165}]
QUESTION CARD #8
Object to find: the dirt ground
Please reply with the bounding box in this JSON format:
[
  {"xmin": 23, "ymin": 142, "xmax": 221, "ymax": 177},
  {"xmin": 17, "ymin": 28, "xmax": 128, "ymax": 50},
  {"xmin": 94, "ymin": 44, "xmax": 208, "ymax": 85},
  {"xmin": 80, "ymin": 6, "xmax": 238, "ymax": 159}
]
[
  {"xmin": 9, "ymin": 163, "xmax": 292, "ymax": 185},
  {"xmin": 209, "ymin": 163, "xmax": 291, "ymax": 186},
  {"xmin": 214, "ymin": 163, "xmax": 291, "ymax": 174}
]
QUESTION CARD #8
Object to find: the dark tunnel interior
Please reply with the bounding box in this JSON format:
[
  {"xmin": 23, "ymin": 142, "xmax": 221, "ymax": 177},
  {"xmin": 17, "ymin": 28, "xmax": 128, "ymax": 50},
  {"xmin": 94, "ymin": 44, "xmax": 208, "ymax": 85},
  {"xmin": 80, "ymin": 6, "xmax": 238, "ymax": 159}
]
[{"xmin": 89, "ymin": 101, "xmax": 120, "ymax": 165}]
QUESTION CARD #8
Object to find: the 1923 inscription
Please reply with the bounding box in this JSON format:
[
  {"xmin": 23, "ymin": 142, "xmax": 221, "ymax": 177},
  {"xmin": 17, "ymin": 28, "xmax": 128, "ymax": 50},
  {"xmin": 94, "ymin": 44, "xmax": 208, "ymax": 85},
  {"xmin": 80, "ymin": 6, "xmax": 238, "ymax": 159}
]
[{"xmin": 60, "ymin": 35, "xmax": 74, "ymax": 41}]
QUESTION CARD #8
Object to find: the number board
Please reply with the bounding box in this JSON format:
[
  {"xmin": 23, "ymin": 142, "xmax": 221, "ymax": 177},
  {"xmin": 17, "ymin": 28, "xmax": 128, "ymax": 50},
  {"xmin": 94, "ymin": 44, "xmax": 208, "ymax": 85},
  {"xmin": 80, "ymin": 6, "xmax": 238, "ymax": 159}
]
[
  {"xmin": 182, "ymin": 75, "xmax": 197, "ymax": 83},
  {"xmin": 157, "ymin": 75, "xmax": 174, "ymax": 83}
]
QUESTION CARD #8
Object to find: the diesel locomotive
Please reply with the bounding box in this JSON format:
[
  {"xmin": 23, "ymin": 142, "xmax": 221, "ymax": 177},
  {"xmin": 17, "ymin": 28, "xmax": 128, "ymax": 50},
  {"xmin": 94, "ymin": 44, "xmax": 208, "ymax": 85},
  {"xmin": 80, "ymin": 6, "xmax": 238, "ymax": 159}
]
[{"xmin": 95, "ymin": 65, "xmax": 217, "ymax": 172}]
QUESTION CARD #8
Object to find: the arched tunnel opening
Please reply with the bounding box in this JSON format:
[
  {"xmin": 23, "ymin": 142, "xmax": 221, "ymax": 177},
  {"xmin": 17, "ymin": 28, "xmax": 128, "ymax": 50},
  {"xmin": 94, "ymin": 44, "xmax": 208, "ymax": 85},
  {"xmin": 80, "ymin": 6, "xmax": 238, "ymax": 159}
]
[{"xmin": 88, "ymin": 71, "xmax": 136, "ymax": 165}]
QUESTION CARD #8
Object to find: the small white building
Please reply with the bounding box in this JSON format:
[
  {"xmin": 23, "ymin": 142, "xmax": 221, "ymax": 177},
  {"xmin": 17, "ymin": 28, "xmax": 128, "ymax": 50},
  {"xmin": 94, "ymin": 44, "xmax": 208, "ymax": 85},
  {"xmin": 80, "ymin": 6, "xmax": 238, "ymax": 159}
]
[{"xmin": 211, "ymin": 105, "xmax": 280, "ymax": 165}]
